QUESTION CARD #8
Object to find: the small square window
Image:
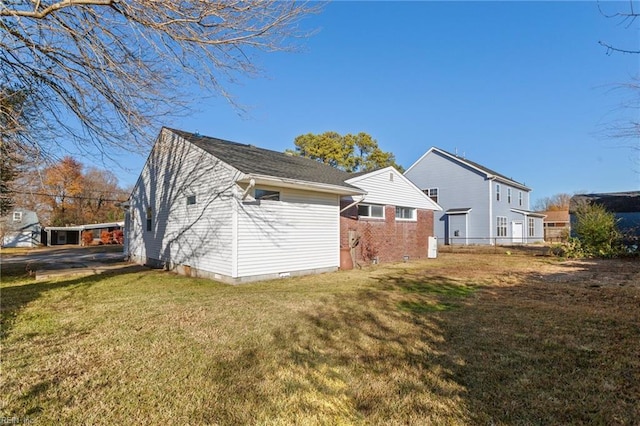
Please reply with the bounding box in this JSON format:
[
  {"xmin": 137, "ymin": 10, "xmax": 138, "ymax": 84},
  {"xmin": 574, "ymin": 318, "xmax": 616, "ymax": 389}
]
[
  {"xmin": 255, "ymin": 189, "xmax": 280, "ymax": 201},
  {"xmin": 423, "ymin": 188, "xmax": 438, "ymax": 204},
  {"xmin": 395, "ymin": 206, "xmax": 416, "ymax": 220},
  {"xmin": 187, "ymin": 195, "xmax": 196, "ymax": 205},
  {"xmin": 358, "ymin": 204, "xmax": 384, "ymax": 218},
  {"xmin": 12, "ymin": 212, "xmax": 22, "ymax": 221}
]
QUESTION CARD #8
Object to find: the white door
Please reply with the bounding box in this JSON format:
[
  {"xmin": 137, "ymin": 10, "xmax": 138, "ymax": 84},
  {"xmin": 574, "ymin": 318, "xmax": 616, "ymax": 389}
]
[{"xmin": 512, "ymin": 221, "xmax": 524, "ymax": 243}]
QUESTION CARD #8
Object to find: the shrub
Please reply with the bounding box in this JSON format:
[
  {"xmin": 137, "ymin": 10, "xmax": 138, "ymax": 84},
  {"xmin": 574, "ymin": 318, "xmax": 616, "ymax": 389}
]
[
  {"xmin": 81, "ymin": 230, "xmax": 94, "ymax": 246},
  {"xmin": 572, "ymin": 201, "xmax": 621, "ymax": 258},
  {"xmin": 100, "ymin": 230, "xmax": 112, "ymax": 245},
  {"xmin": 113, "ymin": 229, "xmax": 124, "ymax": 245}
]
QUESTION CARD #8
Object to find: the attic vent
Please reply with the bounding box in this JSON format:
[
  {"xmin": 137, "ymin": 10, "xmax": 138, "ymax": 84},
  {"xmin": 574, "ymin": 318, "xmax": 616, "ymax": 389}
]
[{"xmin": 389, "ymin": 172, "xmax": 394, "ymax": 182}]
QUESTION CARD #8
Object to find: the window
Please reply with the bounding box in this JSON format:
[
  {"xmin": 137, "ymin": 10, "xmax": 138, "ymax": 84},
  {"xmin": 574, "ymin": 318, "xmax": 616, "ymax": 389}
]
[
  {"xmin": 395, "ymin": 206, "xmax": 416, "ymax": 220},
  {"xmin": 528, "ymin": 218, "xmax": 535, "ymax": 237},
  {"xmin": 186, "ymin": 195, "xmax": 196, "ymax": 206},
  {"xmin": 358, "ymin": 204, "xmax": 384, "ymax": 218},
  {"xmin": 423, "ymin": 188, "xmax": 438, "ymax": 204},
  {"xmin": 12, "ymin": 212, "xmax": 22, "ymax": 221},
  {"xmin": 496, "ymin": 184, "xmax": 501, "ymax": 201},
  {"xmin": 507, "ymin": 188, "xmax": 512, "ymax": 204},
  {"xmin": 518, "ymin": 191, "xmax": 523, "ymax": 207},
  {"xmin": 496, "ymin": 216, "xmax": 507, "ymax": 237},
  {"xmin": 255, "ymin": 189, "xmax": 280, "ymax": 201},
  {"xmin": 146, "ymin": 208, "xmax": 153, "ymax": 232}
]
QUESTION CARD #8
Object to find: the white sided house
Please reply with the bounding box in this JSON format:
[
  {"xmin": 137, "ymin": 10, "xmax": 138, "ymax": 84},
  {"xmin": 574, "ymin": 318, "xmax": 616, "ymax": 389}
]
[{"xmin": 126, "ymin": 128, "xmax": 366, "ymax": 284}]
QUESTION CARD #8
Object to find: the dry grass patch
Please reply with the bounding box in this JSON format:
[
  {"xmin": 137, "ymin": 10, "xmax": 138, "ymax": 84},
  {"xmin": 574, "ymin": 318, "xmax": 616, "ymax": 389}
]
[{"xmin": 1, "ymin": 253, "xmax": 639, "ymax": 424}]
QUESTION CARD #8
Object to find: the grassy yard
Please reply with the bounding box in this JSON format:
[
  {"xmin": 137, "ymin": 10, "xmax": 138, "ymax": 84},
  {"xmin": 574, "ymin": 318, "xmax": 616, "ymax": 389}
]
[{"xmin": 1, "ymin": 252, "xmax": 639, "ymax": 424}]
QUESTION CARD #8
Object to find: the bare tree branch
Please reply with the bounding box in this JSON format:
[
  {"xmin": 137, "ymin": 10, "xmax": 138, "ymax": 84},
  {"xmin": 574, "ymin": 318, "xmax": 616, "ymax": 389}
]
[
  {"xmin": 598, "ymin": 0, "xmax": 640, "ymax": 55},
  {"xmin": 0, "ymin": 1, "xmax": 320, "ymax": 161}
]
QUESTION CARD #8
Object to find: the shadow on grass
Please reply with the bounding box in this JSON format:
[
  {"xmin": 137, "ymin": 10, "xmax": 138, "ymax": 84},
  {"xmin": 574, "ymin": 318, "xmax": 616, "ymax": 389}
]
[
  {"xmin": 1, "ymin": 264, "xmax": 147, "ymax": 340},
  {"xmin": 270, "ymin": 261, "xmax": 640, "ymax": 423},
  {"xmin": 269, "ymin": 273, "xmax": 477, "ymax": 423}
]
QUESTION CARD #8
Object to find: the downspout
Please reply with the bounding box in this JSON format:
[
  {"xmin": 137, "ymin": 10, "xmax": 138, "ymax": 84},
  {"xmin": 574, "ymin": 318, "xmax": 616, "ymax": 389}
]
[
  {"xmin": 232, "ymin": 186, "xmax": 239, "ymax": 279},
  {"xmin": 340, "ymin": 195, "xmax": 366, "ymax": 213},
  {"xmin": 241, "ymin": 179, "xmax": 256, "ymax": 200},
  {"xmin": 488, "ymin": 178, "xmax": 494, "ymax": 245}
]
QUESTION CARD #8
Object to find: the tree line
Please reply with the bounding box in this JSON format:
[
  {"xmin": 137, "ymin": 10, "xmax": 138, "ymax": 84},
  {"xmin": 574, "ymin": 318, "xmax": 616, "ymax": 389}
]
[{"xmin": 3, "ymin": 155, "xmax": 129, "ymax": 227}]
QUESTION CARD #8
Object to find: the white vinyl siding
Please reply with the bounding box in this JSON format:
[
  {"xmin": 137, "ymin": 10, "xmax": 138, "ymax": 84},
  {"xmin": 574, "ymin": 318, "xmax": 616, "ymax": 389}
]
[
  {"xmin": 128, "ymin": 129, "xmax": 236, "ymax": 276},
  {"xmin": 236, "ymin": 188, "xmax": 340, "ymax": 278},
  {"xmin": 346, "ymin": 167, "xmax": 439, "ymax": 211}
]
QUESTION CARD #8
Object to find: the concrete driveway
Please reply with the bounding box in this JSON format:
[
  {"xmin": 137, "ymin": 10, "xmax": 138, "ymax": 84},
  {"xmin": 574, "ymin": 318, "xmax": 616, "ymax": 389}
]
[
  {"xmin": 2, "ymin": 245, "xmax": 125, "ymax": 265},
  {"xmin": 1, "ymin": 246, "xmax": 137, "ymax": 280}
]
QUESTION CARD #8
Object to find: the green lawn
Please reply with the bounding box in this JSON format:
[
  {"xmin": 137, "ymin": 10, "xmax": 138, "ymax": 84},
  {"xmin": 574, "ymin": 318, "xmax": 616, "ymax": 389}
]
[{"xmin": 1, "ymin": 253, "xmax": 639, "ymax": 424}]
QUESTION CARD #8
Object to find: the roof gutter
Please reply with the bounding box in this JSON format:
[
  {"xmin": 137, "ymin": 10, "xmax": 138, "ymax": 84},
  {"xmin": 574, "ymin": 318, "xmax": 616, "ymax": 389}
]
[
  {"xmin": 237, "ymin": 174, "xmax": 366, "ymax": 196},
  {"xmin": 488, "ymin": 175, "xmax": 531, "ymax": 191}
]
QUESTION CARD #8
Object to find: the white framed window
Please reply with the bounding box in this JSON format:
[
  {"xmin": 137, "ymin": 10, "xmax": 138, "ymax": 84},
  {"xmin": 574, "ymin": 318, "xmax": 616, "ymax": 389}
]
[
  {"xmin": 528, "ymin": 217, "xmax": 535, "ymax": 237},
  {"xmin": 518, "ymin": 191, "xmax": 523, "ymax": 206},
  {"xmin": 507, "ymin": 188, "xmax": 512, "ymax": 204},
  {"xmin": 186, "ymin": 195, "xmax": 197, "ymax": 206},
  {"xmin": 496, "ymin": 184, "xmax": 501, "ymax": 201},
  {"xmin": 255, "ymin": 189, "xmax": 280, "ymax": 201},
  {"xmin": 395, "ymin": 206, "xmax": 416, "ymax": 220},
  {"xmin": 12, "ymin": 211, "xmax": 22, "ymax": 221},
  {"xmin": 146, "ymin": 208, "xmax": 153, "ymax": 232},
  {"xmin": 358, "ymin": 204, "xmax": 384, "ymax": 219},
  {"xmin": 496, "ymin": 216, "xmax": 507, "ymax": 237},
  {"xmin": 423, "ymin": 188, "xmax": 438, "ymax": 204}
]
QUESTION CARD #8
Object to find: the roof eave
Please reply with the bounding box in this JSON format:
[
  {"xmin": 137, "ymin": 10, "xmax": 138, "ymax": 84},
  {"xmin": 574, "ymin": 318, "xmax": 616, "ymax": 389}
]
[
  {"xmin": 490, "ymin": 175, "xmax": 531, "ymax": 191},
  {"xmin": 238, "ymin": 174, "xmax": 366, "ymax": 196}
]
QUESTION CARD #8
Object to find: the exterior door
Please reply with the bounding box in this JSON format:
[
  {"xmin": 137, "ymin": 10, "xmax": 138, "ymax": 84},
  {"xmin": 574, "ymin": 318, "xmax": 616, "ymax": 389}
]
[
  {"xmin": 512, "ymin": 221, "xmax": 524, "ymax": 243},
  {"xmin": 448, "ymin": 214, "xmax": 467, "ymax": 245}
]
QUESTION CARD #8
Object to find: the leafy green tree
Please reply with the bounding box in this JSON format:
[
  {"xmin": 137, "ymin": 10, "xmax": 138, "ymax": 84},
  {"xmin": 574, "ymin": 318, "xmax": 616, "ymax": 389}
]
[
  {"xmin": 572, "ymin": 201, "xmax": 621, "ymax": 257},
  {"xmin": 288, "ymin": 132, "xmax": 403, "ymax": 172}
]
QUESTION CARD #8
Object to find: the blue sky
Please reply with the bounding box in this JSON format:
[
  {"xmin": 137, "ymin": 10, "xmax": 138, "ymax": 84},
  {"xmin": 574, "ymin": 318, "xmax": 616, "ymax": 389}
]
[{"xmin": 114, "ymin": 1, "xmax": 639, "ymax": 205}]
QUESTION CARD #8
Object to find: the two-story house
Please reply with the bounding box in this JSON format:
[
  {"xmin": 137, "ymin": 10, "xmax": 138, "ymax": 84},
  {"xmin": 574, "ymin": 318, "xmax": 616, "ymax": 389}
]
[{"xmin": 404, "ymin": 147, "xmax": 545, "ymax": 245}]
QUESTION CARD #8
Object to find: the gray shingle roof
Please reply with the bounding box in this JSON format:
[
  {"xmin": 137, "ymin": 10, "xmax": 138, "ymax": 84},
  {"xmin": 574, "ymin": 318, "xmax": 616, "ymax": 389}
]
[
  {"xmin": 434, "ymin": 147, "xmax": 529, "ymax": 190},
  {"xmin": 167, "ymin": 128, "xmax": 361, "ymax": 191},
  {"xmin": 570, "ymin": 191, "xmax": 640, "ymax": 213}
]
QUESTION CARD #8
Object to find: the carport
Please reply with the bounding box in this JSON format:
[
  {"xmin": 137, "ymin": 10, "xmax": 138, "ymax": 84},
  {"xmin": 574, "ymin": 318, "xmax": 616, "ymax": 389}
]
[
  {"xmin": 44, "ymin": 226, "xmax": 83, "ymax": 246},
  {"xmin": 43, "ymin": 221, "xmax": 124, "ymax": 246}
]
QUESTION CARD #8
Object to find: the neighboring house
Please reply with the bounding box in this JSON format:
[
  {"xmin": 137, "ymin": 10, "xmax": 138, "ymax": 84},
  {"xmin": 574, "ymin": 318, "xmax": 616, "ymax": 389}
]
[
  {"xmin": 43, "ymin": 222, "xmax": 125, "ymax": 246},
  {"xmin": 126, "ymin": 128, "xmax": 440, "ymax": 284},
  {"xmin": 404, "ymin": 147, "xmax": 545, "ymax": 245},
  {"xmin": 1, "ymin": 209, "xmax": 41, "ymax": 248},
  {"xmin": 340, "ymin": 167, "xmax": 441, "ymax": 264},
  {"xmin": 570, "ymin": 191, "xmax": 640, "ymax": 246},
  {"xmin": 541, "ymin": 210, "xmax": 570, "ymax": 242}
]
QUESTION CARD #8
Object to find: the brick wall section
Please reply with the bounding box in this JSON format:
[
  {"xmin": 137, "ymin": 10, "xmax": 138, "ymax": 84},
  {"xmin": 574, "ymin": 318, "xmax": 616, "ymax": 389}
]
[{"xmin": 340, "ymin": 202, "xmax": 434, "ymax": 264}]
